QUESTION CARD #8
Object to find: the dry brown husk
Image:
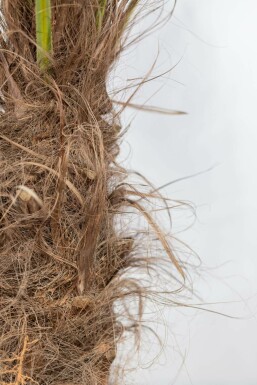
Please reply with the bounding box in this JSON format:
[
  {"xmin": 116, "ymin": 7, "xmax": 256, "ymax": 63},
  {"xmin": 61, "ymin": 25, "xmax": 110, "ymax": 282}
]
[{"xmin": 0, "ymin": 1, "xmax": 188, "ymax": 384}]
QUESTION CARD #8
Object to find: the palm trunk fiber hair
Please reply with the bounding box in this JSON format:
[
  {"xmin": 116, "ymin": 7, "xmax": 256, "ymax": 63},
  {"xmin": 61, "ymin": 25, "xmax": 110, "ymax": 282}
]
[{"xmin": 0, "ymin": 1, "xmax": 186, "ymax": 384}]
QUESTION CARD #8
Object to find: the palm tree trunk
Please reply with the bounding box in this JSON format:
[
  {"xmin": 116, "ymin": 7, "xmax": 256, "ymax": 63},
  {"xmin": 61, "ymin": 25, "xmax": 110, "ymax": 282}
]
[{"xmin": 0, "ymin": 1, "xmax": 183, "ymax": 384}]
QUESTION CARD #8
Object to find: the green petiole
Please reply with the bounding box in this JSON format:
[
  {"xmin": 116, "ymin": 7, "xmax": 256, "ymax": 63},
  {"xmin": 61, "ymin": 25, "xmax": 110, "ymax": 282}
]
[{"xmin": 35, "ymin": 0, "xmax": 52, "ymax": 70}]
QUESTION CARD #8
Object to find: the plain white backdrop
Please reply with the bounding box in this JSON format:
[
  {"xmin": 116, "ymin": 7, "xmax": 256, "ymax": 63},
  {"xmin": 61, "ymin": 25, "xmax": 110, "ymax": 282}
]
[{"xmin": 114, "ymin": 1, "xmax": 257, "ymax": 384}]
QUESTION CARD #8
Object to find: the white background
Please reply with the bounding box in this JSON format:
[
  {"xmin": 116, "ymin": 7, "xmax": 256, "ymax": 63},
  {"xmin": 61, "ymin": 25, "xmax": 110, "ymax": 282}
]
[{"xmin": 115, "ymin": 1, "xmax": 257, "ymax": 384}]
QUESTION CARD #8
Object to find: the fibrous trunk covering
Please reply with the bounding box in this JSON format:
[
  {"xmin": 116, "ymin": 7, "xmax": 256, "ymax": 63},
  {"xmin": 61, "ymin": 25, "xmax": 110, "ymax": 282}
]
[{"xmin": 0, "ymin": 1, "xmax": 184, "ymax": 384}]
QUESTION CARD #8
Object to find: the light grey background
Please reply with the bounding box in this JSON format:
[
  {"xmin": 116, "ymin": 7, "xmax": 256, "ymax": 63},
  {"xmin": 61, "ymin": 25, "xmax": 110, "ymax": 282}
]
[{"xmin": 114, "ymin": 1, "xmax": 257, "ymax": 384}]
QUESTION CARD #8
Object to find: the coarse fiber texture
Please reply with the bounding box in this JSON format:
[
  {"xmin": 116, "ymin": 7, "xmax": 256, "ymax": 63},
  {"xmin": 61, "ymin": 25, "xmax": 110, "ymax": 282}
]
[{"xmin": 0, "ymin": 1, "xmax": 187, "ymax": 384}]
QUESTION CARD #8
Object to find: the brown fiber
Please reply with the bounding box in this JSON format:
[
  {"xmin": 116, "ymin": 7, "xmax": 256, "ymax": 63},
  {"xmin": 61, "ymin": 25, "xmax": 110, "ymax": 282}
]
[{"xmin": 0, "ymin": 1, "xmax": 188, "ymax": 384}]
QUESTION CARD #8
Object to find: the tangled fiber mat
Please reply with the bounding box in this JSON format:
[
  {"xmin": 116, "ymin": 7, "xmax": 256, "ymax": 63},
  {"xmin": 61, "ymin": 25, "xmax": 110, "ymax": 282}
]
[{"xmin": 0, "ymin": 1, "xmax": 188, "ymax": 384}]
